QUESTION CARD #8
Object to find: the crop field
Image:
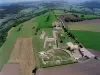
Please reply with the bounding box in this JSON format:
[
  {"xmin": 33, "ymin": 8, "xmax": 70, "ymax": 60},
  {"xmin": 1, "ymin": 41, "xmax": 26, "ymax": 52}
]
[
  {"xmin": 53, "ymin": 10, "xmax": 65, "ymax": 15},
  {"xmin": 68, "ymin": 19, "xmax": 100, "ymax": 51},
  {"xmin": 53, "ymin": 9, "xmax": 100, "ymax": 19},
  {"xmin": 1, "ymin": 10, "xmax": 93, "ymax": 70},
  {"xmin": 8, "ymin": 38, "xmax": 34, "ymax": 75},
  {"xmin": 71, "ymin": 30, "xmax": 100, "ymax": 51},
  {"xmin": 0, "ymin": 10, "xmax": 76, "ymax": 70},
  {"xmin": 69, "ymin": 19, "xmax": 100, "ymax": 32},
  {"xmin": 0, "ymin": 18, "xmax": 35, "ymax": 69},
  {"xmin": 0, "ymin": 10, "xmax": 57, "ymax": 69}
]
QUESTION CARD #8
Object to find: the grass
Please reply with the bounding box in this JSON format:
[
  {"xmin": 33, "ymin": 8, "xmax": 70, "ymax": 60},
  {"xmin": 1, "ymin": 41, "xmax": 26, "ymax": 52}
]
[
  {"xmin": 32, "ymin": 35, "xmax": 44, "ymax": 67},
  {"xmin": 54, "ymin": 50, "xmax": 70, "ymax": 58},
  {"xmin": 70, "ymin": 30, "xmax": 100, "ymax": 51},
  {"xmin": 32, "ymin": 11, "xmax": 76, "ymax": 68},
  {"xmin": 32, "ymin": 11, "xmax": 58, "ymax": 68},
  {"xmin": 41, "ymin": 28, "xmax": 53, "ymax": 36},
  {"xmin": 34, "ymin": 10, "xmax": 56, "ymax": 29},
  {"xmin": 53, "ymin": 10, "xmax": 65, "ymax": 14},
  {"xmin": 0, "ymin": 10, "xmax": 78, "ymax": 69},
  {"xmin": 0, "ymin": 18, "xmax": 35, "ymax": 69},
  {"xmin": 32, "ymin": 26, "xmax": 54, "ymax": 67}
]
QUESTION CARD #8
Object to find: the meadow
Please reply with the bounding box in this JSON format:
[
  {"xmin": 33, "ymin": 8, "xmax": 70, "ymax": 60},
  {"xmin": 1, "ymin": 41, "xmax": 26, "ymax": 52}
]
[{"xmin": 34, "ymin": 10, "xmax": 56, "ymax": 29}]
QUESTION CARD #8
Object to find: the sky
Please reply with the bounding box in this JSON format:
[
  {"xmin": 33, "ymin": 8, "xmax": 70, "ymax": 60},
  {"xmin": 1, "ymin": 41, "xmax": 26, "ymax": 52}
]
[{"xmin": 0, "ymin": 0, "xmax": 91, "ymax": 4}]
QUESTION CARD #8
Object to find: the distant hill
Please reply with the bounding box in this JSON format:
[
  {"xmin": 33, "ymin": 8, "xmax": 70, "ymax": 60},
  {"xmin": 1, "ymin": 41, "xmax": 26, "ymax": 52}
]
[
  {"xmin": 0, "ymin": 4, "xmax": 28, "ymax": 14},
  {"xmin": 79, "ymin": 1, "xmax": 100, "ymax": 14},
  {"xmin": 82, "ymin": 1, "xmax": 100, "ymax": 9},
  {"xmin": 91, "ymin": 0, "xmax": 100, "ymax": 2}
]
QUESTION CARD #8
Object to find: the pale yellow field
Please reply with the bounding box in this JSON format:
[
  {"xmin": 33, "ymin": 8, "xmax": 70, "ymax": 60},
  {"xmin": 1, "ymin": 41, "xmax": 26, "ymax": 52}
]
[{"xmin": 8, "ymin": 38, "xmax": 35, "ymax": 75}]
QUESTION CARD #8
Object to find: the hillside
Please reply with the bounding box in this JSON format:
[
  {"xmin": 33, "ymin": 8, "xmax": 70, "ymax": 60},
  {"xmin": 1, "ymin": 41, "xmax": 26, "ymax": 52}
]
[{"xmin": 0, "ymin": 18, "xmax": 35, "ymax": 69}]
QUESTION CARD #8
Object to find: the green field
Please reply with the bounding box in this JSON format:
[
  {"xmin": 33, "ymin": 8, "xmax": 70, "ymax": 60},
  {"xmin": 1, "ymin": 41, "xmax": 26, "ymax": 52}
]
[
  {"xmin": 70, "ymin": 30, "xmax": 100, "ymax": 51},
  {"xmin": 68, "ymin": 19, "xmax": 100, "ymax": 51},
  {"xmin": 0, "ymin": 18, "xmax": 35, "ymax": 69},
  {"xmin": 53, "ymin": 10, "xmax": 65, "ymax": 14},
  {"xmin": 34, "ymin": 10, "xmax": 56, "ymax": 29}
]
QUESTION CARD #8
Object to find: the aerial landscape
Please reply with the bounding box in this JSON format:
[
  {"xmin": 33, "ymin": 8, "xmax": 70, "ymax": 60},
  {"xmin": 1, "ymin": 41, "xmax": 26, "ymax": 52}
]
[{"xmin": 0, "ymin": 0, "xmax": 100, "ymax": 75}]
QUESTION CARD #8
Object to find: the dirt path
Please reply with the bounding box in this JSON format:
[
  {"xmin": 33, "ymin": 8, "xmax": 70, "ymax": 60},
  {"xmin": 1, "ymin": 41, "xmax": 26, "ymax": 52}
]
[{"xmin": 8, "ymin": 38, "xmax": 34, "ymax": 75}]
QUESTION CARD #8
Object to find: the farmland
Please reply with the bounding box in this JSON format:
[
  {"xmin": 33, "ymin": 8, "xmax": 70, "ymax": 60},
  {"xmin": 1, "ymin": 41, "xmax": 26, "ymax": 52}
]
[
  {"xmin": 0, "ymin": 10, "xmax": 77, "ymax": 70},
  {"xmin": 53, "ymin": 10, "xmax": 66, "ymax": 15},
  {"xmin": 0, "ymin": 9, "xmax": 98, "ymax": 73},
  {"xmin": 0, "ymin": 18, "xmax": 35, "ymax": 69},
  {"xmin": 69, "ymin": 19, "xmax": 100, "ymax": 32},
  {"xmin": 70, "ymin": 30, "xmax": 100, "ymax": 51},
  {"xmin": 68, "ymin": 19, "xmax": 100, "ymax": 51},
  {"xmin": 8, "ymin": 38, "xmax": 34, "ymax": 75},
  {"xmin": 32, "ymin": 10, "xmax": 95, "ymax": 68}
]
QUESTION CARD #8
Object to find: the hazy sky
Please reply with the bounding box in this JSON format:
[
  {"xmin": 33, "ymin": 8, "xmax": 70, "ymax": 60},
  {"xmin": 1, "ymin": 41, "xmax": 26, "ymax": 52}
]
[{"xmin": 0, "ymin": 0, "xmax": 91, "ymax": 4}]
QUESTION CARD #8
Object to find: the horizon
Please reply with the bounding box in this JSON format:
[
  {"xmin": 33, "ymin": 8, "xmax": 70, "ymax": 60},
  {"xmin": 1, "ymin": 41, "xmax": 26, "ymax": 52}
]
[{"xmin": 0, "ymin": 0, "xmax": 91, "ymax": 4}]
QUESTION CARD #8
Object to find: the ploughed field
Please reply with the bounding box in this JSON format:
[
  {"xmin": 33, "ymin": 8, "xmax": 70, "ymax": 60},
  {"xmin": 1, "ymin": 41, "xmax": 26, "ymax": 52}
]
[
  {"xmin": 69, "ymin": 19, "xmax": 100, "ymax": 32},
  {"xmin": 68, "ymin": 19, "xmax": 100, "ymax": 51}
]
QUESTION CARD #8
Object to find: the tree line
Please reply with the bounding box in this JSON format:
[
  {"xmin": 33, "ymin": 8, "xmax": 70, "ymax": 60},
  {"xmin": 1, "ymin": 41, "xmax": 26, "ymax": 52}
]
[{"xmin": 0, "ymin": 9, "xmax": 49, "ymax": 47}]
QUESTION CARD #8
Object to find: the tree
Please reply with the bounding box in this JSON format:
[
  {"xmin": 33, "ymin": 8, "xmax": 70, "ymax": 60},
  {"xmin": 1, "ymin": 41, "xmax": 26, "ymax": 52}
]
[
  {"xmin": 82, "ymin": 1, "xmax": 100, "ymax": 14},
  {"xmin": 40, "ymin": 3, "xmax": 58, "ymax": 9},
  {"xmin": 81, "ymin": 15, "xmax": 84, "ymax": 18},
  {"xmin": 0, "ymin": 13, "xmax": 5, "ymax": 19},
  {"xmin": 69, "ymin": 5, "xmax": 73, "ymax": 12}
]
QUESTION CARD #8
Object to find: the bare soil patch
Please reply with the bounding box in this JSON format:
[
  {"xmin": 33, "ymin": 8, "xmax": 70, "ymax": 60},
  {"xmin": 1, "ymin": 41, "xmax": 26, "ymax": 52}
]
[
  {"xmin": 68, "ymin": 19, "xmax": 100, "ymax": 32},
  {"xmin": 8, "ymin": 38, "xmax": 34, "ymax": 75},
  {"xmin": 73, "ymin": 19, "xmax": 100, "ymax": 24}
]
